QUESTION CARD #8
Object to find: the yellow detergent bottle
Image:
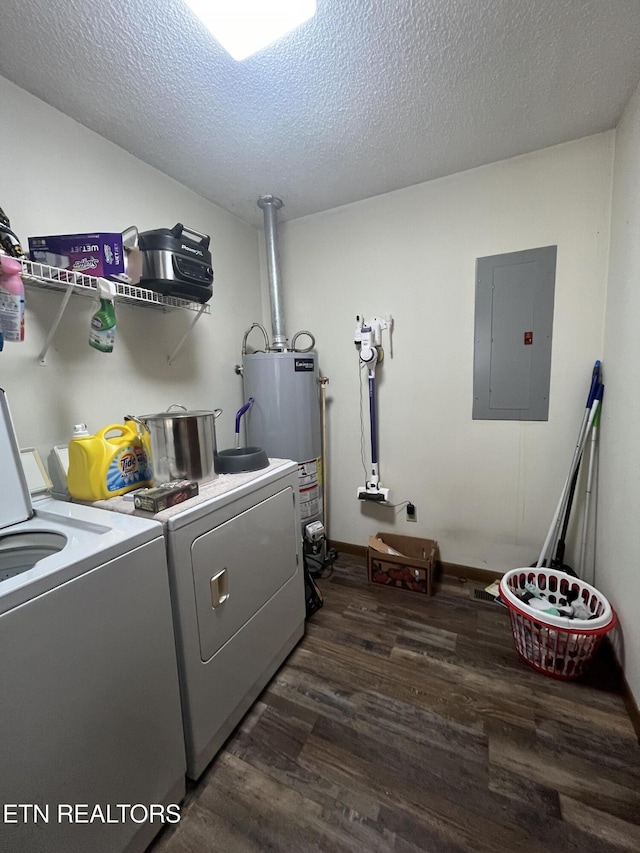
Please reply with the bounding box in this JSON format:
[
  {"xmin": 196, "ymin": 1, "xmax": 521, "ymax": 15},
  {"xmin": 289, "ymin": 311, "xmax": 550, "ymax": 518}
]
[{"xmin": 67, "ymin": 421, "xmax": 153, "ymax": 502}]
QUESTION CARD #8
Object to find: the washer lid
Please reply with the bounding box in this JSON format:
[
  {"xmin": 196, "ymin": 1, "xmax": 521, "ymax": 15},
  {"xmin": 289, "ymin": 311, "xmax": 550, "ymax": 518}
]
[{"xmin": 0, "ymin": 388, "xmax": 33, "ymax": 530}]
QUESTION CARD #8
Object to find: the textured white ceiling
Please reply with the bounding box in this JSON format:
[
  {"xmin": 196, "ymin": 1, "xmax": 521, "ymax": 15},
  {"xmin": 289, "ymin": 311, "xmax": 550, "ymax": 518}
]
[{"xmin": 1, "ymin": 0, "xmax": 640, "ymax": 227}]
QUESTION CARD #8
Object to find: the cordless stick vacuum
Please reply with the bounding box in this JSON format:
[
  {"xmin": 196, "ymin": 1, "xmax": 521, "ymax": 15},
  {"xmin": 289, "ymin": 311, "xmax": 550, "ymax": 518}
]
[{"xmin": 355, "ymin": 315, "xmax": 392, "ymax": 503}]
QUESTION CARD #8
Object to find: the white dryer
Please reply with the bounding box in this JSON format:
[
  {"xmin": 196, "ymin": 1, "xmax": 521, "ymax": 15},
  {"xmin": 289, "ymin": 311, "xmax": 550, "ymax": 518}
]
[
  {"xmin": 0, "ymin": 388, "xmax": 186, "ymax": 853},
  {"xmin": 97, "ymin": 459, "xmax": 306, "ymax": 780}
]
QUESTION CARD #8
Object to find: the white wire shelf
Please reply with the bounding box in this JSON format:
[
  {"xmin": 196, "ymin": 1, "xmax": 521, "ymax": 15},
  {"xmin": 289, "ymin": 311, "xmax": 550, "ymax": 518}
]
[
  {"xmin": 19, "ymin": 258, "xmax": 210, "ymax": 365},
  {"xmin": 20, "ymin": 259, "xmax": 211, "ymax": 314}
]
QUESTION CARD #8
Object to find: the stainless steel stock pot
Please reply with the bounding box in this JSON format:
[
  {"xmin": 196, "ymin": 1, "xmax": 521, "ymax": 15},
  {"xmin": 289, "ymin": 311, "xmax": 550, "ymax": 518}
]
[{"xmin": 127, "ymin": 404, "xmax": 222, "ymax": 484}]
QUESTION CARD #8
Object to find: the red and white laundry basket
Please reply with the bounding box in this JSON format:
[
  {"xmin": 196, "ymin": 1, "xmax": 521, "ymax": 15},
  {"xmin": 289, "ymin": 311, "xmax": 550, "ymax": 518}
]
[{"xmin": 499, "ymin": 568, "xmax": 617, "ymax": 680}]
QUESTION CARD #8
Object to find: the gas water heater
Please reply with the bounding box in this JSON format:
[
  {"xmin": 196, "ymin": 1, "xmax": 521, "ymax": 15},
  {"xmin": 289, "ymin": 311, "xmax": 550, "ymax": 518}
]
[
  {"xmin": 239, "ymin": 196, "xmax": 333, "ymax": 574},
  {"xmin": 243, "ymin": 349, "xmax": 322, "ymax": 528}
]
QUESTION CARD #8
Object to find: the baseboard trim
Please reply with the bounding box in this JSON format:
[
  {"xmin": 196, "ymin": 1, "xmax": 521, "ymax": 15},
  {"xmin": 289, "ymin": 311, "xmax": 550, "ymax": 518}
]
[
  {"xmin": 330, "ymin": 540, "xmax": 367, "ymax": 558},
  {"xmin": 330, "ymin": 541, "xmax": 504, "ymax": 585},
  {"xmin": 438, "ymin": 561, "xmax": 504, "ymax": 584}
]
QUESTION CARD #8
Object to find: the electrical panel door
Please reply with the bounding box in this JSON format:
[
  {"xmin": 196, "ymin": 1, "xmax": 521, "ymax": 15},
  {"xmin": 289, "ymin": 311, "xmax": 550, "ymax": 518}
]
[{"xmin": 473, "ymin": 245, "xmax": 556, "ymax": 421}]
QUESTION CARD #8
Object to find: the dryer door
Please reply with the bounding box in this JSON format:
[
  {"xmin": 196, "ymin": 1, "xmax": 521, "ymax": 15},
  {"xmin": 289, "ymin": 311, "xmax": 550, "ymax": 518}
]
[
  {"xmin": 191, "ymin": 485, "xmax": 298, "ymax": 661},
  {"xmin": 0, "ymin": 389, "xmax": 32, "ymax": 530}
]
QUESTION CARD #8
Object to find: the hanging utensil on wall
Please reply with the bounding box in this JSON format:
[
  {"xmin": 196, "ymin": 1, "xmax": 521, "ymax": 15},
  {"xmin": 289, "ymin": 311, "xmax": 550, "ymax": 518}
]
[{"xmin": 0, "ymin": 205, "xmax": 25, "ymax": 258}]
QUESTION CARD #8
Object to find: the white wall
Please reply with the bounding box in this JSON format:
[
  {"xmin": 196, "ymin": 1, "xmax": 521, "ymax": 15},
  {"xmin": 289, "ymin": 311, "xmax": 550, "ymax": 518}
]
[
  {"xmin": 0, "ymin": 76, "xmax": 260, "ymax": 459},
  {"xmin": 598, "ymin": 78, "xmax": 640, "ymax": 704},
  {"xmin": 278, "ymin": 134, "xmax": 613, "ymax": 572}
]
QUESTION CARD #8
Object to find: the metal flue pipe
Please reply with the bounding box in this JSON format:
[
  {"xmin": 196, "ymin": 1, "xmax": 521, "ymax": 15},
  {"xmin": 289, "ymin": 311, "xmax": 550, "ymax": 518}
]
[{"xmin": 257, "ymin": 195, "xmax": 288, "ymax": 350}]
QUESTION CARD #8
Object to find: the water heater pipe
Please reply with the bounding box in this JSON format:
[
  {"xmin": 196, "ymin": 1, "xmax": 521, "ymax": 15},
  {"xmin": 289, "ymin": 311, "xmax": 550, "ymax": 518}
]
[
  {"xmin": 319, "ymin": 376, "xmax": 329, "ymax": 539},
  {"xmin": 257, "ymin": 195, "xmax": 288, "ymax": 350}
]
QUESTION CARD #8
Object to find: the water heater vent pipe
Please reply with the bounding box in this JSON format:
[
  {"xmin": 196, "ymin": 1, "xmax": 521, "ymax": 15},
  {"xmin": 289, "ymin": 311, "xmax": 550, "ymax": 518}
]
[{"xmin": 257, "ymin": 195, "xmax": 288, "ymax": 350}]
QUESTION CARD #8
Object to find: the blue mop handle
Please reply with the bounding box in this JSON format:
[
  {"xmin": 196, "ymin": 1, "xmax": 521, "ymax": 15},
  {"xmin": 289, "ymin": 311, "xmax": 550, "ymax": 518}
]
[
  {"xmin": 586, "ymin": 361, "xmax": 601, "ymax": 408},
  {"xmin": 593, "ymin": 382, "xmax": 604, "ymax": 408}
]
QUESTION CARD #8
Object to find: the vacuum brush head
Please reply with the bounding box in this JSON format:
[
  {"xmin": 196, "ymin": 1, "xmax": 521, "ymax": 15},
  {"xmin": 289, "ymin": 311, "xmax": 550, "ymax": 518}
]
[{"xmin": 357, "ymin": 486, "xmax": 390, "ymax": 504}]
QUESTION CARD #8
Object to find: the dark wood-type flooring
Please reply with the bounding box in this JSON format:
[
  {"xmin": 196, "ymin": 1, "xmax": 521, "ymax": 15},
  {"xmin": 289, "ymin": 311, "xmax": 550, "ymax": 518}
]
[{"xmin": 150, "ymin": 556, "xmax": 640, "ymax": 852}]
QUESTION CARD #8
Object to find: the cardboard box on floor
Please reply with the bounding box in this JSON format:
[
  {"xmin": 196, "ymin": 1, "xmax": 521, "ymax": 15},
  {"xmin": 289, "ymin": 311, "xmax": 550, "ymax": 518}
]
[{"xmin": 367, "ymin": 532, "xmax": 438, "ymax": 596}]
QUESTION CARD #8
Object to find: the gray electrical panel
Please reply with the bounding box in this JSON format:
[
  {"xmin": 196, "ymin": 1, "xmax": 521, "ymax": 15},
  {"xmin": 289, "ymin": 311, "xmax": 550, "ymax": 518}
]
[{"xmin": 473, "ymin": 245, "xmax": 557, "ymax": 421}]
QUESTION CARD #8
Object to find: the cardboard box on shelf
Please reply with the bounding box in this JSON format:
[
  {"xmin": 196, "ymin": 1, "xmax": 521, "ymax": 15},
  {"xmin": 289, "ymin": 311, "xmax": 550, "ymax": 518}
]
[
  {"xmin": 367, "ymin": 532, "xmax": 438, "ymax": 596},
  {"xmin": 28, "ymin": 232, "xmax": 125, "ymax": 280}
]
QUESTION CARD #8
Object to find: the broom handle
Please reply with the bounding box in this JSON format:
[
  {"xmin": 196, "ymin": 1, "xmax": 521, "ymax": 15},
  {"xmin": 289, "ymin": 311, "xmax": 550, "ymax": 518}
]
[
  {"xmin": 554, "ymin": 462, "xmax": 581, "ymax": 565},
  {"xmin": 537, "ymin": 388, "xmax": 602, "ymax": 569},
  {"xmin": 538, "ymin": 364, "xmax": 600, "ymax": 566},
  {"xmin": 578, "ymin": 401, "xmax": 602, "ymax": 581}
]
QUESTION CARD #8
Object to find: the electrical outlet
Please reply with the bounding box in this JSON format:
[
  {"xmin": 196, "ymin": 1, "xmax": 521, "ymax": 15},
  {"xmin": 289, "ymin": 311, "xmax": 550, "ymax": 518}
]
[{"xmin": 406, "ymin": 502, "xmax": 417, "ymax": 522}]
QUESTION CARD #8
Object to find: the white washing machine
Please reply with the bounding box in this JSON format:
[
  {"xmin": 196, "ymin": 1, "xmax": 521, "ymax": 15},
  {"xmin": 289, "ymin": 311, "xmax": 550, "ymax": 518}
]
[
  {"xmin": 97, "ymin": 459, "xmax": 306, "ymax": 780},
  {"xmin": 0, "ymin": 389, "xmax": 186, "ymax": 853}
]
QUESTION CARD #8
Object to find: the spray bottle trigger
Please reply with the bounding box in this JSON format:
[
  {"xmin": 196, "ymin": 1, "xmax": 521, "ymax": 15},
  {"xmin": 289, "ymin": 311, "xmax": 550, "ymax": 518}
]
[{"xmin": 97, "ymin": 278, "xmax": 117, "ymax": 300}]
